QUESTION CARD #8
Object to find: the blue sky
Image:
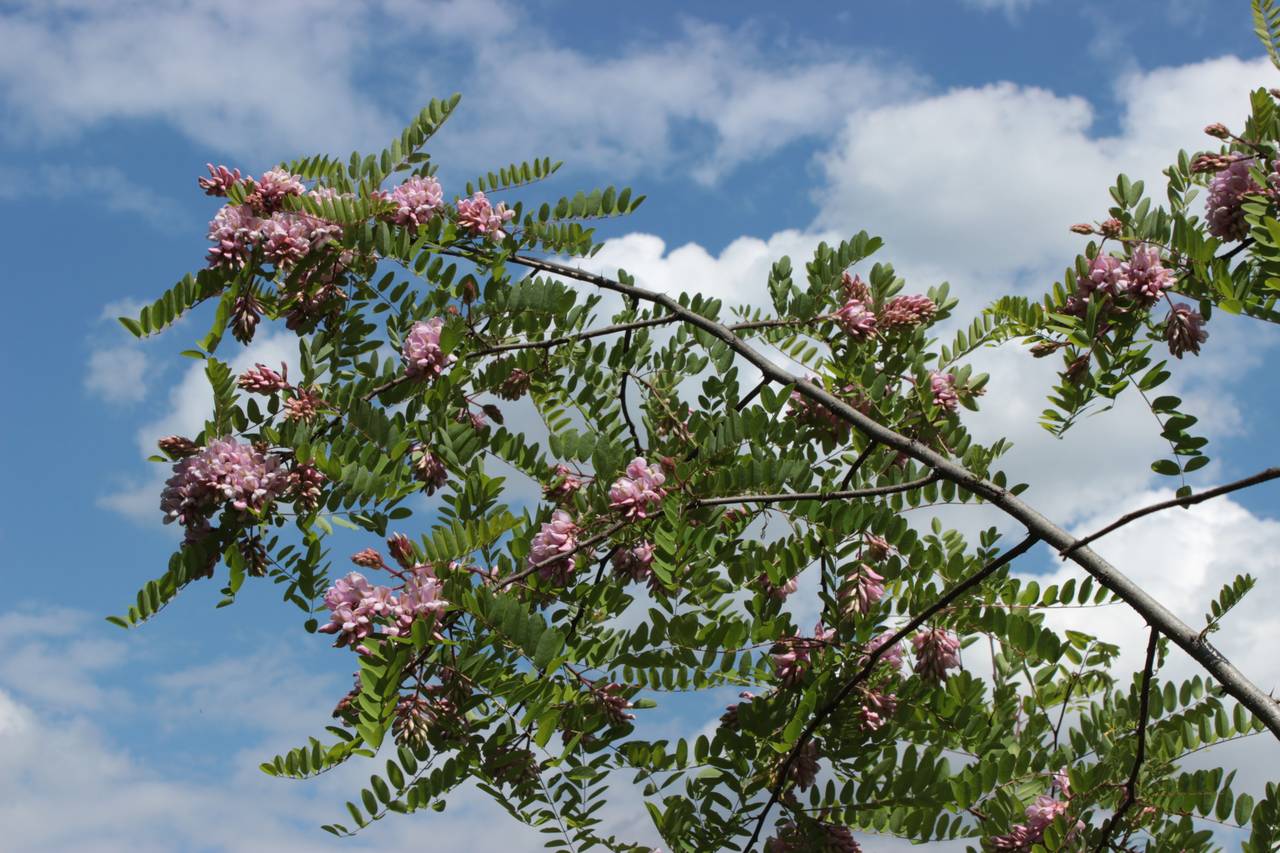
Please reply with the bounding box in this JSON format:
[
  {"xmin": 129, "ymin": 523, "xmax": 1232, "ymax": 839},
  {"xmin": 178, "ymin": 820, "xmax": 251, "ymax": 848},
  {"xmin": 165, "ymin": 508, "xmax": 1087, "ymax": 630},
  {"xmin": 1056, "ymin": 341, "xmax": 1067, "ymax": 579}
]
[{"xmin": 2, "ymin": 0, "xmax": 1279, "ymax": 850}]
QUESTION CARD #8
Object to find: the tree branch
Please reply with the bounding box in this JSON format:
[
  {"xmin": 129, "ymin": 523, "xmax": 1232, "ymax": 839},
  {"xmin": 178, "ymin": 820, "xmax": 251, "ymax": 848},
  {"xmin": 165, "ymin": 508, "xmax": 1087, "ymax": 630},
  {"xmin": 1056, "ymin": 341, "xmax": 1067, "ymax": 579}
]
[
  {"xmin": 503, "ymin": 251, "xmax": 1280, "ymax": 740},
  {"xmin": 1061, "ymin": 467, "xmax": 1280, "ymax": 558},
  {"xmin": 745, "ymin": 533, "xmax": 1041, "ymax": 851},
  {"xmin": 498, "ymin": 519, "xmax": 628, "ymax": 588},
  {"xmin": 690, "ymin": 474, "xmax": 938, "ymax": 508},
  {"xmin": 1093, "ymin": 628, "xmax": 1160, "ymax": 852}
]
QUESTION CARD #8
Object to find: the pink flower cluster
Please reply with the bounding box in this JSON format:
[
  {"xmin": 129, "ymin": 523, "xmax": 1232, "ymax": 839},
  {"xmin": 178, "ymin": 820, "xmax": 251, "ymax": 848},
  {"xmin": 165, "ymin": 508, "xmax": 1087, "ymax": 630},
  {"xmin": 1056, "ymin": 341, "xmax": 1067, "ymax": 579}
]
[
  {"xmin": 929, "ymin": 371, "xmax": 959, "ymax": 412},
  {"xmin": 385, "ymin": 176, "xmax": 444, "ymax": 229},
  {"xmin": 858, "ymin": 689, "xmax": 897, "ymax": 731},
  {"xmin": 238, "ymin": 363, "xmax": 290, "ymax": 394},
  {"xmin": 991, "ymin": 770, "xmax": 1081, "ymax": 851},
  {"xmin": 456, "ymin": 191, "xmax": 515, "ymax": 240},
  {"xmin": 719, "ymin": 691, "xmax": 756, "ymax": 729},
  {"xmin": 200, "ymin": 166, "xmax": 343, "ymax": 271},
  {"xmin": 912, "ymin": 628, "xmax": 962, "ymax": 681},
  {"xmin": 786, "ymin": 380, "xmax": 869, "ymax": 440},
  {"xmin": 1165, "ymin": 302, "xmax": 1209, "ymax": 358},
  {"xmin": 595, "ymin": 682, "xmax": 636, "ymax": 723},
  {"xmin": 160, "ymin": 438, "xmax": 288, "ymax": 529},
  {"xmin": 527, "ymin": 510, "xmax": 579, "ymax": 585},
  {"xmin": 1071, "ymin": 246, "xmax": 1172, "ymax": 307},
  {"xmin": 318, "ymin": 566, "xmax": 447, "ymax": 654},
  {"xmin": 840, "ymin": 563, "xmax": 886, "ymax": 616},
  {"xmin": 1205, "ymin": 156, "xmax": 1261, "ymax": 241},
  {"xmin": 543, "ymin": 463, "xmax": 583, "ymax": 503},
  {"xmin": 413, "ymin": 447, "xmax": 449, "ymax": 495},
  {"xmin": 863, "ymin": 631, "xmax": 904, "ymax": 672},
  {"xmin": 756, "ymin": 573, "xmax": 800, "ymax": 601},
  {"xmin": 772, "ymin": 626, "xmax": 832, "ymax": 687},
  {"xmin": 834, "ymin": 297, "xmax": 877, "ymax": 340},
  {"xmin": 401, "ymin": 317, "xmax": 456, "ymax": 380},
  {"xmin": 880, "ymin": 294, "xmax": 937, "ymax": 328},
  {"xmin": 612, "ymin": 542, "xmax": 655, "ymax": 582},
  {"xmin": 608, "ymin": 457, "xmax": 667, "ymax": 519},
  {"xmin": 765, "ymin": 820, "xmax": 861, "ymax": 853}
]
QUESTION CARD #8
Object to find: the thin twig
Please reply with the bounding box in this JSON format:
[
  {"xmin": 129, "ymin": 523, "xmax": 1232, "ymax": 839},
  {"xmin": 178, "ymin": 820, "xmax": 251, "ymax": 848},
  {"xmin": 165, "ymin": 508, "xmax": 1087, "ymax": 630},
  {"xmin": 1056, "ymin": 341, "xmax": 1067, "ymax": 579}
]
[
  {"xmin": 1093, "ymin": 629, "xmax": 1160, "ymax": 852},
  {"xmin": 690, "ymin": 474, "xmax": 938, "ymax": 508},
  {"xmin": 840, "ymin": 440, "xmax": 880, "ymax": 489},
  {"xmin": 744, "ymin": 533, "xmax": 1040, "ymax": 851},
  {"xmin": 1061, "ymin": 467, "xmax": 1280, "ymax": 558}
]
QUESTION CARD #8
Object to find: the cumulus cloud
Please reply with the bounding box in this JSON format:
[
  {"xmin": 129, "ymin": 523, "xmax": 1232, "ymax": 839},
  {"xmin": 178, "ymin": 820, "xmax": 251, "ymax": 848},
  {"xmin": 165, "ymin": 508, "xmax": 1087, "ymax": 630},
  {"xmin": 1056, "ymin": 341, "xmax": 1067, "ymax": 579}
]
[{"xmin": 85, "ymin": 345, "xmax": 149, "ymax": 404}]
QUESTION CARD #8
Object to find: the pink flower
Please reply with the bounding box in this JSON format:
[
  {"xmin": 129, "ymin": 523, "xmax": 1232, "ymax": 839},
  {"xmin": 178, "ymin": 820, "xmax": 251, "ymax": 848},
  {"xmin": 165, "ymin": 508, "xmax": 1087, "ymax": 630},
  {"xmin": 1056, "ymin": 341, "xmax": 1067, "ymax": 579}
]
[
  {"xmin": 841, "ymin": 271, "xmax": 871, "ymax": 303},
  {"xmin": 401, "ymin": 317, "xmax": 456, "ymax": 380},
  {"xmin": 841, "ymin": 564, "xmax": 886, "ymax": 616},
  {"xmin": 858, "ymin": 690, "xmax": 897, "ymax": 731},
  {"xmin": 1121, "ymin": 244, "xmax": 1173, "ymax": 304},
  {"xmin": 929, "ymin": 371, "xmax": 959, "ymax": 412},
  {"xmin": 912, "ymin": 628, "xmax": 962, "ymax": 681},
  {"xmin": 719, "ymin": 691, "xmax": 756, "ymax": 729},
  {"xmin": 864, "ymin": 631, "xmax": 904, "ymax": 672},
  {"xmin": 260, "ymin": 211, "xmax": 337, "ymax": 268},
  {"xmin": 284, "ymin": 386, "xmax": 326, "ymax": 423},
  {"xmin": 206, "ymin": 204, "xmax": 261, "ymax": 269},
  {"xmin": 399, "ymin": 567, "xmax": 448, "ymax": 624},
  {"xmin": 863, "ymin": 534, "xmax": 891, "ymax": 562},
  {"xmin": 527, "ymin": 510, "xmax": 579, "ymax": 585},
  {"xmin": 756, "ymin": 573, "xmax": 799, "ymax": 601},
  {"xmin": 608, "ymin": 457, "xmax": 667, "ymax": 519},
  {"xmin": 543, "ymin": 464, "xmax": 583, "ymax": 503},
  {"xmin": 199, "ymin": 164, "xmax": 242, "ymax": 196},
  {"xmin": 596, "ymin": 682, "xmax": 636, "ymax": 723},
  {"xmin": 1206, "ymin": 156, "xmax": 1261, "ymax": 241},
  {"xmin": 250, "ymin": 168, "xmax": 305, "ymax": 214},
  {"xmin": 387, "ymin": 533, "xmax": 416, "ymax": 570},
  {"xmin": 835, "ymin": 298, "xmax": 877, "ymax": 340},
  {"xmin": 386, "ymin": 176, "xmax": 444, "ymax": 229},
  {"xmin": 160, "ymin": 438, "xmax": 288, "ymax": 528},
  {"xmin": 413, "ymin": 447, "xmax": 449, "ymax": 495},
  {"xmin": 1077, "ymin": 253, "xmax": 1124, "ymax": 297},
  {"xmin": 787, "ymin": 740, "xmax": 820, "ymax": 791},
  {"xmin": 238, "ymin": 363, "xmax": 290, "ymax": 394},
  {"xmin": 879, "ymin": 294, "xmax": 936, "ymax": 328},
  {"xmin": 456, "ymin": 191, "xmax": 515, "ymax": 240},
  {"xmin": 612, "ymin": 542, "xmax": 655, "ymax": 582},
  {"xmin": 288, "ymin": 462, "xmax": 326, "ymax": 512},
  {"xmin": 351, "ymin": 548, "xmax": 383, "ymax": 568},
  {"xmin": 1165, "ymin": 303, "xmax": 1208, "ymax": 358}
]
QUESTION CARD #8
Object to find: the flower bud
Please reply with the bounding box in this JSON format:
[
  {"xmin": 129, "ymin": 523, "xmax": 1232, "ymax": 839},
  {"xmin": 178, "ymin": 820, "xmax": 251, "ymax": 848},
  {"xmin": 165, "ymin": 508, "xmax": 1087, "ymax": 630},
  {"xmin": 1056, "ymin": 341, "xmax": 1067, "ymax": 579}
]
[
  {"xmin": 158, "ymin": 435, "xmax": 200, "ymax": 459},
  {"xmin": 1204, "ymin": 122, "xmax": 1231, "ymax": 139},
  {"xmin": 1068, "ymin": 223, "xmax": 1093, "ymax": 235},
  {"xmin": 387, "ymin": 533, "xmax": 416, "ymax": 570}
]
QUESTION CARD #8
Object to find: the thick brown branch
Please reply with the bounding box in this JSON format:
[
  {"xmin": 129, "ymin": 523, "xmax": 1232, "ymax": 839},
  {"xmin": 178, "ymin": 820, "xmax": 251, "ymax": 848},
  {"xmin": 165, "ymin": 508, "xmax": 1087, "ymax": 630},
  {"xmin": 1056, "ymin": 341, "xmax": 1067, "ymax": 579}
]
[
  {"xmin": 745, "ymin": 533, "xmax": 1040, "ymax": 851},
  {"xmin": 504, "ymin": 251, "xmax": 1280, "ymax": 740},
  {"xmin": 1062, "ymin": 467, "xmax": 1280, "ymax": 558},
  {"xmin": 1093, "ymin": 629, "xmax": 1159, "ymax": 852},
  {"xmin": 691, "ymin": 473, "xmax": 937, "ymax": 508}
]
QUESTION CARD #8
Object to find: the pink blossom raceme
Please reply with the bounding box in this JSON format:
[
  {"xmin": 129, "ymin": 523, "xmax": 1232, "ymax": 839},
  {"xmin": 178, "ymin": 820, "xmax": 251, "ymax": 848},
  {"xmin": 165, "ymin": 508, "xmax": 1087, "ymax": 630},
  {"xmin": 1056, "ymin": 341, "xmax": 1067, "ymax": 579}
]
[
  {"xmin": 864, "ymin": 631, "xmax": 905, "ymax": 672},
  {"xmin": 612, "ymin": 542, "xmax": 655, "ymax": 582},
  {"xmin": 1165, "ymin": 302, "xmax": 1209, "ymax": 358},
  {"xmin": 719, "ymin": 691, "xmax": 756, "ymax": 730},
  {"xmin": 834, "ymin": 298, "xmax": 877, "ymax": 340},
  {"xmin": 756, "ymin": 572, "xmax": 799, "ymax": 601},
  {"xmin": 879, "ymin": 294, "xmax": 937, "ymax": 328},
  {"xmin": 1121, "ymin": 244, "xmax": 1173, "ymax": 304},
  {"xmin": 351, "ymin": 548, "xmax": 383, "ymax": 568},
  {"xmin": 787, "ymin": 740, "xmax": 820, "ymax": 791},
  {"xmin": 231, "ymin": 291, "xmax": 263, "ymax": 344},
  {"xmin": 284, "ymin": 387, "xmax": 326, "ymax": 423},
  {"xmin": 413, "ymin": 447, "xmax": 449, "ymax": 495},
  {"xmin": 595, "ymin": 682, "xmax": 636, "ymax": 723},
  {"xmin": 527, "ymin": 510, "xmax": 579, "ymax": 585},
  {"xmin": 929, "ymin": 371, "xmax": 959, "ymax": 412},
  {"xmin": 841, "ymin": 271, "xmax": 871, "ymax": 303},
  {"xmin": 608, "ymin": 457, "xmax": 667, "ymax": 519},
  {"xmin": 249, "ymin": 168, "xmax": 305, "ymax": 214},
  {"xmin": 158, "ymin": 435, "xmax": 200, "ymax": 459},
  {"xmin": 287, "ymin": 462, "xmax": 326, "ymax": 512},
  {"xmin": 863, "ymin": 533, "xmax": 891, "ymax": 562},
  {"xmin": 259, "ymin": 212, "xmax": 313, "ymax": 267},
  {"xmin": 765, "ymin": 821, "xmax": 862, "ymax": 853},
  {"xmin": 198, "ymin": 164, "xmax": 242, "ymax": 196},
  {"xmin": 387, "ymin": 534, "xmax": 417, "ymax": 571},
  {"xmin": 239, "ymin": 363, "xmax": 290, "ymax": 394},
  {"xmin": 398, "ymin": 566, "xmax": 448, "ymax": 627},
  {"xmin": 1077, "ymin": 253, "xmax": 1124, "ymax": 297},
  {"xmin": 912, "ymin": 628, "xmax": 962, "ymax": 681},
  {"xmin": 206, "ymin": 204, "xmax": 261, "ymax": 269},
  {"xmin": 858, "ymin": 690, "xmax": 897, "ymax": 731},
  {"xmin": 772, "ymin": 637, "xmax": 814, "ymax": 687},
  {"xmin": 401, "ymin": 317, "xmax": 455, "ymax": 380},
  {"xmin": 386, "ymin": 175, "xmax": 444, "ymax": 229},
  {"xmin": 456, "ymin": 191, "xmax": 515, "ymax": 240},
  {"xmin": 543, "ymin": 464, "xmax": 583, "ymax": 503},
  {"xmin": 160, "ymin": 438, "xmax": 288, "ymax": 528},
  {"xmin": 841, "ymin": 563, "xmax": 886, "ymax": 616},
  {"xmin": 499, "ymin": 368, "xmax": 532, "ymax": 400},
  {"xmin": 1206, "ymin": 156, "xmax": 1261, "ymax": 241}
]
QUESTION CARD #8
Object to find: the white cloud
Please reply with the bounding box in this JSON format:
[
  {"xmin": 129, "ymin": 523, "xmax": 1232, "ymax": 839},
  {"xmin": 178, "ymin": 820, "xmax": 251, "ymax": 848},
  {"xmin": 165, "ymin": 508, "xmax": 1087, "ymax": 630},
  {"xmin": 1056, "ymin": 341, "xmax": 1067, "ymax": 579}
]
[
  {"xmin": 85, "ymin": 345, "xmax": 149, "ymax": 404},
  {"xmin": 0, "ymin": 163, "xmax": 189, "ymax": 230},
  {"xmin": 960, "ymin": 0, "xmax": 1041, "ymax": 16}
]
